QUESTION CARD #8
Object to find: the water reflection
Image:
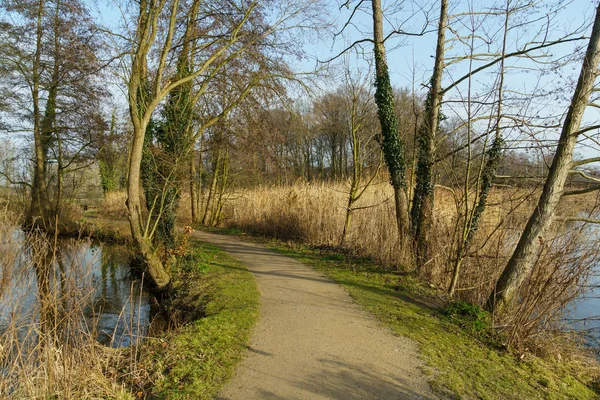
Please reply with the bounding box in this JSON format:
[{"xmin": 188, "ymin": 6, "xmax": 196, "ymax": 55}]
[
  {"xmin": 0, "ymin": 231, "xmax": 150, "ymax": 348},
  {"xmin": 86, "ymin": 244, "xmax": 151, "ymax": 347}
]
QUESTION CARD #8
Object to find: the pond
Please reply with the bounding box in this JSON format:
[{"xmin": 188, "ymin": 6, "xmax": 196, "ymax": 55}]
[{"xmin": 0, "ymin": 229, "xmax": 152, "ymax": 348}]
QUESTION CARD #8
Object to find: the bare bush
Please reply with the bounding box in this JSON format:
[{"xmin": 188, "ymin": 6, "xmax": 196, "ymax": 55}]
[{"xmin": 101, "ymin": 190, "xmax": 128, "ymax": 220}]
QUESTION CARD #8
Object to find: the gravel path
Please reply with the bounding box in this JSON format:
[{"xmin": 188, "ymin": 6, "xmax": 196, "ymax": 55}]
[{"xmin": 192, "ymin": 231, "xmax": 439, "ymax": 400}]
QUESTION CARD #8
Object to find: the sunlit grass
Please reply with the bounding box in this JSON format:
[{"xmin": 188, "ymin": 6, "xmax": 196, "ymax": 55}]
[
  {"xmin": 267, "ymin": 241, "xmax": 599, "ymax": 400},
  {"xmin": 130, "ymin": 239, "xmax": 260, "ymax": 399}
]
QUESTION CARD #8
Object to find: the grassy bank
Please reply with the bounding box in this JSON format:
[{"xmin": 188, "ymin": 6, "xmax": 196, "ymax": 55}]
[
  {"xmin": 126, "ymin": 239, "xmax": 260, "ymax": 399},
  {"xmin": 277, "ymin": 244, "xmax": 599, "ymax": 399},
  {"xmin": 202, "ymin": 227, "xmax": 598, "ymax": 400},
  {"xmin": 75, "ymin": 197, "xmax": 261, "ymax": 397}
]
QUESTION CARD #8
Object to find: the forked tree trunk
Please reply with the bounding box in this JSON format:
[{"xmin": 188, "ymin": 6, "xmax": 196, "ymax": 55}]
[
  {"xmin": 125, "ymin": 0, "xmax": 174, "ymax": 291},
  {"xmin": 489, "ymin": 3, "xmax": 600, "ymax": 312},
  {"xmin": 127, "ymin": 117, "xmax": 171, "ymax": 290}
]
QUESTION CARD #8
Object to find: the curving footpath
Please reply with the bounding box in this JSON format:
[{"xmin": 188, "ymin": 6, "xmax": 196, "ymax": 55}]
[{"xmin": 192, "ymin": 230, "xmax": 440, "ymax": 400}]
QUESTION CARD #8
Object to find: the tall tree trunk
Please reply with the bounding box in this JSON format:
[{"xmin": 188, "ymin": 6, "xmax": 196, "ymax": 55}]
[
  {"xmin": 411, "ymin": 0, "xmax": 448, "ymax": 269},
  {"xmin": 197, "ymin": 133, "xmax": 204, "ymax": 219},
  {"xmin": 48, "ymin": 0, "xmax": 62, "ymax": 221},
  {"xmin": 26, "ymin": 0, "xmax": 52, "ymax": 230},
  {"xmin": 212, "ymin": 148, "xmax": 229, "ymax": 226},
  {"xmin": 489, "ymin": 3, "xmax": 600, "ymax": 312},
  {"xmin": 55, "ymin": 133, "xmax": 63, "ymax": 218},
  {"xmin": 371, "ymin": 0, "xmax": 411, "ymax": 252},
  {"xmin": 202, "ymin": 150, "xmax": 221, "ymax": 225}
]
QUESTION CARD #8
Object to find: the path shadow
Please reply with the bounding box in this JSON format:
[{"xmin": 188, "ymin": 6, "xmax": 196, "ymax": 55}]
[{"xmin": 217, "ymin": 355, "xmax": 438, "ymax": 399}]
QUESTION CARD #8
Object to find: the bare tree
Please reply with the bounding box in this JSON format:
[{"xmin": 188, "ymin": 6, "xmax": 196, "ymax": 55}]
[
  {"xmin": 339, "ymin": 63, "xmax": 382, "ymax": 246},
  {"xmin": 489, "ymin": 3, "xmax": 600, "ymax": 313},
  {"xmin": 123, "ymin": 0, "xmax": 326, "ymax": 289},
  {"xmin": 0, "ymin": 0, "xmax": 105, "ymax": 230}
]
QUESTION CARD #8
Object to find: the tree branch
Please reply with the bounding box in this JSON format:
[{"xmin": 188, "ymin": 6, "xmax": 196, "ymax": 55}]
[{"xmin": 441, "ymin": 36, "xmax": 587, "ymax": 95}]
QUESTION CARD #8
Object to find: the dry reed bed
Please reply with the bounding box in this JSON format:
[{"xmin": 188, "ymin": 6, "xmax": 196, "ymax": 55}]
[
  {"xmin": 0, "ymin": 211, "xmax": 138, "ymax": 399},
  {"xmin": 97, "ymin": 184, "xmax": 600, "ymax": 349},
  {"xmin": 221, "ymin": 182, "xmax": 600, "ymax": 314},
  {"xmin": 222, "ymin": 182, "xmax": 537, "ymax": 269}
]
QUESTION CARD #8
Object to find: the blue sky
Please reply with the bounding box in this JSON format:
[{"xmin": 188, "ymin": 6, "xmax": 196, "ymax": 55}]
[
  {"xmin": 90, "ymin": 0, "xmax": 600, "ymax": 161},
  {"xmin": 91, "ymin": 0, "xmax": 598, "ymax": 98}
]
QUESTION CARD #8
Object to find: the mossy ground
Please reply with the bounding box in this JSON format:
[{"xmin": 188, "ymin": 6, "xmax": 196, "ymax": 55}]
[
  {"xmin": 277, "ymin": 244, "xmax": 599, "ymax": 399},
  {"xmin": 203, "ymin": 226, "xmax": 599, "ymax": 400},
  {"xmin": 127, "ymin": 239, "xmax": 260, "ymax": 399}
]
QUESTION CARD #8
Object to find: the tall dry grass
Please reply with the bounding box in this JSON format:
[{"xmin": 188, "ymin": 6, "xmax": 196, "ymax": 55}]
[
  {"xmin": 222, "ymin": 182, "xmax": 405, "ymax": 265},
  {"xmin": 220, "ymin": 182, "xmax": 538, "ymax": 273},
  {"xmin": 0, "ymin": 210, "xmax": 141, "ymax": 399},
  {"xmin": 217, "ymin": 181, "xmax": 600, "ymax": 351},
  {"xmin": 99, "ymin": 189, "xmax": 192, "ymax": 223},
  {"xmin": 101, "ymin": 190, "xmax": 129, "ymax": 219}
]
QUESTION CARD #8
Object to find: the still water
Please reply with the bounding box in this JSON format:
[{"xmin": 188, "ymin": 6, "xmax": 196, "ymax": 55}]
[
  {"xmin": 0, "ymin": 230, "xmax": 151, "ymax": 348},
  {"xmin": 561, "ymin": 220, "xmax": 600, "ymax": 349},
  {"xmin": 565, "ymin": 272, "xmax": 600, "ymax": 348}
]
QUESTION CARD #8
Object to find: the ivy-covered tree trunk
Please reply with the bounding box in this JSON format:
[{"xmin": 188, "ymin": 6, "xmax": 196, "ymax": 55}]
[
  {"xmin": 411, "ymin": 0, "xmax": 448, "ymax": 270},
  {"xmin": 488, "ymin": 3, "xmax": 600, "ymax": 313},
  {"xmin": 371, "ymin": 0, "xmax": 411, "ymax": 250}
]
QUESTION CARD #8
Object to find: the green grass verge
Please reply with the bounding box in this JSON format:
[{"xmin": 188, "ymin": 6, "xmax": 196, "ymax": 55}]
[
  {"xmin": 135, "ymin": 239, "xmax": 259, "ymax": 399},
  {"xmin": 199, "ymin": 226, "xmax": 597, "ymax": 400},
  {"xmin": 270, "ymin": 243, "xmax": 598, "ymax": 400}
]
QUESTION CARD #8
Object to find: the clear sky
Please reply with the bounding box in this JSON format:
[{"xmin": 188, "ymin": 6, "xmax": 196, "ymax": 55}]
[{"xmin": 91, "ymin": 0, "xmax": 598, "ymax": 98}]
